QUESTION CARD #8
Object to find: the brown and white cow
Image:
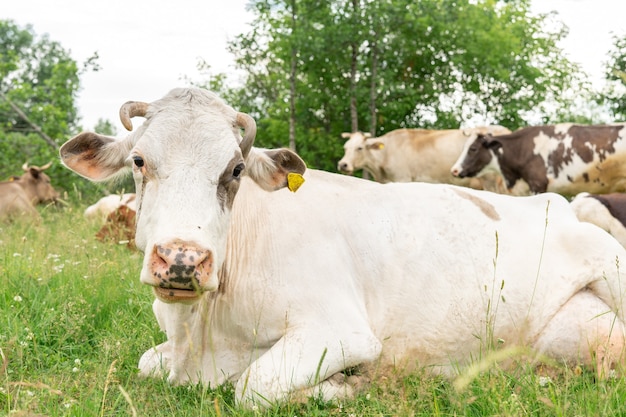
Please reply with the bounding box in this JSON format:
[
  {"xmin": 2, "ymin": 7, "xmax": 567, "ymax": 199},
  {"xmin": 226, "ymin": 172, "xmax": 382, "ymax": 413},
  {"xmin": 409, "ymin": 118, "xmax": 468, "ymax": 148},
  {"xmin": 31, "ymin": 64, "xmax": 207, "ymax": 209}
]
[
  {"xmin": 95, "ymin": 204, "xmax": 137, "ymax": 249},
  {"xmin": 451, "ymin": 123, "xmax": 626, "ymax": 195},
  {"xmin": 60, "ymin": 88, "xmax": 626, "ymax": 409},
  {"xmin": 0, "ymin": 162, "xmax": 59, "ymax": 221},
  {"xmin": 84, "ymin": 193, "xmax": 137, "ymax": 222},
  {"xmin": 337, "ymin": 127, "xmax": 513, "ymax": 193},
  {"xmin": 571, "ymin": 192, "xmax": 626, "ymax": 248}
]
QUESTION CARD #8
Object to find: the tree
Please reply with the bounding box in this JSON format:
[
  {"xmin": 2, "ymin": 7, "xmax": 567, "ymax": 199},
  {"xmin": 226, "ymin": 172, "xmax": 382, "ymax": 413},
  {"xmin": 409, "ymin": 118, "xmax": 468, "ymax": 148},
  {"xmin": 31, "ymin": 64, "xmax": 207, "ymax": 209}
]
[
  {"xmin": 226, "ymin": 0, "xmax": 589, "ymax": 174},
  {"xmin": 0, "ymin": 20, "xmax": 107, "ymax": 200},
  {"xmin": 0, "ymin": 20, "xmax": 94, "ymax": 139},
  {"xmin": 598, "ymin": 35, "xmax": 626, "ymax": 121},
  {"xmin": 94, "ymin": 118, "xmax": 117, "ymax": 136}
]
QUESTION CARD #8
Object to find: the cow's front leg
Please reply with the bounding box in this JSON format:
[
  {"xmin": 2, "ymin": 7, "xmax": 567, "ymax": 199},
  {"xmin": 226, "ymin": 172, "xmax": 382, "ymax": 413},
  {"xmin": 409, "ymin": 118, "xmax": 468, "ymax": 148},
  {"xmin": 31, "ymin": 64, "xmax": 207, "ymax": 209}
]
[
  {"xmin": 235, "ymin": 327, "xmax": 381, "ymax": 408},
  {"xmin": 138, "ymin": 341, "xmax": 172, "ymax": 379}
]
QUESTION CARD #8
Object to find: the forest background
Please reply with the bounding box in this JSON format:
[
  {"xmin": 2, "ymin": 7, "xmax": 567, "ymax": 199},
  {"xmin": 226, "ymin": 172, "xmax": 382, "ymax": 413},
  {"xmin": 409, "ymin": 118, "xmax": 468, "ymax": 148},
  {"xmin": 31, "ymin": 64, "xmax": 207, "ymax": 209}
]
[{"xmin": 2, "ymin": 0, "xmax": 626, "ymax": 201}]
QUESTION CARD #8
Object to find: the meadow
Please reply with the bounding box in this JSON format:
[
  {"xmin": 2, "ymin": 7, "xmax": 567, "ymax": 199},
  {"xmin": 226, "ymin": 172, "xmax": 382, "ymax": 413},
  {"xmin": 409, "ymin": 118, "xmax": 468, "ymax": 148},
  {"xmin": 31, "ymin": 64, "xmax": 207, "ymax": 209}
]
[{"xmin": 2, "ymin": 202, "xmax": 626, "ymax": 416}]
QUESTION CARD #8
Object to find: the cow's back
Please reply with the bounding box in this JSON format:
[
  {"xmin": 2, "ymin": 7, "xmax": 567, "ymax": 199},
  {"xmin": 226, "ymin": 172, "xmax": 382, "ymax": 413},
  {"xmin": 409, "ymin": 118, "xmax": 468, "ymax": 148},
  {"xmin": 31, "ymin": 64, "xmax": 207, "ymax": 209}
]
[
  {"xmin": 224, "ymin": 169, "xmax": 623, "ymax": 374},
  {"xmin": 571, "ymin": 192, "xmax": 626, "ymax": 247},
  {"xmin": 0, "ymin": 182, "xmax": 39, "ymax": 220},
  {"xmin": 377, "ymin": 127, "xmax": 509, "ymax": 192}
]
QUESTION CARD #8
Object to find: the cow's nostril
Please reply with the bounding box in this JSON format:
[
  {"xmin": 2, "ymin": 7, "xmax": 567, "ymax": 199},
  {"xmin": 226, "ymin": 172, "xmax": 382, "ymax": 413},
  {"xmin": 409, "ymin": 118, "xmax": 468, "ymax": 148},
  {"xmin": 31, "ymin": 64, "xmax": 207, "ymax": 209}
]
[
  {"xmin": 149, "ymin": 241, "xmax": 213, "ymax": 290},
  {"xmin": 152, "ymin": 246, "xmax": 169, "ymax": 272}
]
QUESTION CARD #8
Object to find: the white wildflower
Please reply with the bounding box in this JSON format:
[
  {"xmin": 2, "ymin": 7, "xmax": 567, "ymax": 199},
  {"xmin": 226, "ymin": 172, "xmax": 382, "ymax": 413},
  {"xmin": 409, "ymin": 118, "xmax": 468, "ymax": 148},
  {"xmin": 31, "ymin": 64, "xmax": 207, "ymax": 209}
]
[
  {"xmin": 538, "ymin": 376, "xmax": 552, "ymax": 387},
  {"xmin": 13, "ymin": 295, "xmax": 22, "ymax": 302},
  {"xmin": 74, "ymin": 358, "xmax": 81, "ymax": 365}
]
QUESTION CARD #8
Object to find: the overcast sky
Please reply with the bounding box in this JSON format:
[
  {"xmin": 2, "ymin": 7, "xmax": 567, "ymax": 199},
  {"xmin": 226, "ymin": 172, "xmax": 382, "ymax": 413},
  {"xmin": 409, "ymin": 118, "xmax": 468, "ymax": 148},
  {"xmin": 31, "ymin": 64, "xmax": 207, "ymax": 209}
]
[{"xmin": 3, "ymin": 0, "xmax": 626, "ymax": 135}]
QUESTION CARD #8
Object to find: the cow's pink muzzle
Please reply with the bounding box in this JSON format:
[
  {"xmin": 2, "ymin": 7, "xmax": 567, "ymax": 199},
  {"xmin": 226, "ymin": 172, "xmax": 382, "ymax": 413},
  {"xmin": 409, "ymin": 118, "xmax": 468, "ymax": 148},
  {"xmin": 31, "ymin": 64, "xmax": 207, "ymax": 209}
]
[{"xmin": 147, "ymin": 240, "xmax": 213, "ymax": 302}]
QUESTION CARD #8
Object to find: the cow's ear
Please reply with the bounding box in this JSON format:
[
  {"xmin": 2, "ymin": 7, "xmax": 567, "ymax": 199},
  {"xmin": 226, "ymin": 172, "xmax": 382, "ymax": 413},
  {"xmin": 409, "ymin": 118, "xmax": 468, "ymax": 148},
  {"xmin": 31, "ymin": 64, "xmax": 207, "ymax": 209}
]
[
  {"xmin": 60, "ymin": 132, "xmax": 130, "ymax": 181},
  {"xmin": 246, "ymin": 147, "xmax": 307, "ymax": 192},
  {"xmin": 28, "ymin": 167, "xmax": 41, "ymax": 179},
  {"xmin": 366, "ymin": 141, "xmax": 385, "ymax": 151},
  {"xmin": 483, "ymin": 138, "xmax": 502, "ymax": 151}
]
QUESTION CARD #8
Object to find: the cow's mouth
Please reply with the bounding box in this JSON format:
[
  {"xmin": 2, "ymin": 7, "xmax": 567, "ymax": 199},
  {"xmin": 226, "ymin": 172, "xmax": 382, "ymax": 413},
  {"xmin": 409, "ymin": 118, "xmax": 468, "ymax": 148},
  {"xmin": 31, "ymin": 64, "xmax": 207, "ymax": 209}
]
[{"xmin": 153, "ymin": 287, "xmax": 203, "ymax": 303}]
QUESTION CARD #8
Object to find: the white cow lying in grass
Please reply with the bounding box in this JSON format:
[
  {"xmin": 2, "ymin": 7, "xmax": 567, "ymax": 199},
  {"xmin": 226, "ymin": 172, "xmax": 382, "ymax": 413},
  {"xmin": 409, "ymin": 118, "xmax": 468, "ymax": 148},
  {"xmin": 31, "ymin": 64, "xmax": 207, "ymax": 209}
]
[{"xmin": 60, "ymin": 88, "xmax": 626, "ymax": 409}]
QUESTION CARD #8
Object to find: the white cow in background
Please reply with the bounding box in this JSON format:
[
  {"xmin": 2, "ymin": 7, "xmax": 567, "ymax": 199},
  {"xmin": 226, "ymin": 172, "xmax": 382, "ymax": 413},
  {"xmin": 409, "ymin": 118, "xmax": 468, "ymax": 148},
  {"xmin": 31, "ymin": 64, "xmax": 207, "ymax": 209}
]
[
  {"xmin": 84, "ymin": 193, "xmax": 137, "ymax": 222},
  {"xmin": 571, "ymin": 192, "xmax": 626, "ymax": 248},
  {"xmin": 337, "ymin": 126, "xmax": 514, "ymax": 193},
  {"xmin": 60, "ymin": 88, "xmax": 626, "ymax": 409}
]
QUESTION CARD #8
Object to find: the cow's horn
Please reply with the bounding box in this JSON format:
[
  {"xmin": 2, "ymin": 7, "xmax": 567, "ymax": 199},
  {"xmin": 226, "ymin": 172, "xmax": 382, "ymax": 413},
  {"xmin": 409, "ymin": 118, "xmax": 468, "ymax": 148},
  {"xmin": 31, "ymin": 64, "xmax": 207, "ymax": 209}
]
[
  {"xmin": 236, "ymin": 112, "xmax": 256, "ymax": 158},
  {"xmin": 22, "ymin": 162, "xmax": 29, "ymax": 171},
  {"xmin": 119, "ymin": 101, "xmax": 149, "ymax": 132},
  {"xmin": 40, "ymin": 161, "xmax": 52, "ymax": 170}
]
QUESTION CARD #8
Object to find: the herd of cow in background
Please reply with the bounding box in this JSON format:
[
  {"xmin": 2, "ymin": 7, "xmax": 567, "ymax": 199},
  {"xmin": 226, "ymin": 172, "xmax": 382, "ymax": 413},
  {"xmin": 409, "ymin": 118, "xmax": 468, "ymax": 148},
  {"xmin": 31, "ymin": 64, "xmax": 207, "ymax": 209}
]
[
  {"xmin": 4, "ymin": 122, "xmax": 626, "ymax": 249},
  {"xmin": 338, "ymin": 122, "xmax": 626, "ymax": 248}
]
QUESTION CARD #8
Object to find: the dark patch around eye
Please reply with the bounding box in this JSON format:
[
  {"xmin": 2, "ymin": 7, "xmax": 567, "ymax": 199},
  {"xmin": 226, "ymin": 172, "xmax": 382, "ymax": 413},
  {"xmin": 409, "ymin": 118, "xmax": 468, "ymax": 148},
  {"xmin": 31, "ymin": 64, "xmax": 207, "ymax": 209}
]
[
  {"xmin": 233, "ymin": 163, "xmax": 245, "ymax": 178},
  {"xmin": 217, "ymin": 153, "xmax": 244, "ymax": 211}
]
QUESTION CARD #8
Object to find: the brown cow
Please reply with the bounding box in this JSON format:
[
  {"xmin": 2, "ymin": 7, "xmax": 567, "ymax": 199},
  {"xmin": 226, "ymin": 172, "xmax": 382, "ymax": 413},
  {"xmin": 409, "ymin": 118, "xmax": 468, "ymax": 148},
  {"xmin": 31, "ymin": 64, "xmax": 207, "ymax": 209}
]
[
  {"xmin": 0, "ymin": 162, "xmax": 59, "ymax": 221},
  {"xmin": 95, "ymin": 204, "xmax": 136, "ymax": 249}
]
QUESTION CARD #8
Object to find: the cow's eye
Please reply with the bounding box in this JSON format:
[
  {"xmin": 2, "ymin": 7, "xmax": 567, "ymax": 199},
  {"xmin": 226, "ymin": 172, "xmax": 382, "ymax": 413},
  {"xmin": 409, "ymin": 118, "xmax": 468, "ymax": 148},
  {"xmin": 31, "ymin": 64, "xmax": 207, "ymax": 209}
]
[
  {"xmin": 233, "ymin": 163, "xmax": 245, "ymax": 178},
  {"xmin": 133, "ymin": 156, "xmax": 145, "ymax": 168}
]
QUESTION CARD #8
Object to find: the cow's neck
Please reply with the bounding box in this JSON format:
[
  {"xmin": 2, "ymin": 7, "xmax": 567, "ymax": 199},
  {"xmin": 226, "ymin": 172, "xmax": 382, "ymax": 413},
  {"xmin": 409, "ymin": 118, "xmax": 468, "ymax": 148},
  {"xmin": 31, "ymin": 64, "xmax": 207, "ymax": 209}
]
[
  {"xmin": 494, "ymin": 138, "xmax": 540, "ymax": 192},
  {"xmin": 362, "ymin": 163, "xmax": 384, "ymax": 183}
]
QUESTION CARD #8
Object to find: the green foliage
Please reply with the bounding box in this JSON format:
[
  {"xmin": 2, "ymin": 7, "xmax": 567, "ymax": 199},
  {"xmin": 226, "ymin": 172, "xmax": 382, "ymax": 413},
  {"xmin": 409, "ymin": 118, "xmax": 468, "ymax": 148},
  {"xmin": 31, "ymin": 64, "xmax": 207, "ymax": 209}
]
[
  {"xmin": 2, "ymin": 207, "xmax": 626, "ymax": 416},
  {"xmin": 0, "ymin": 20, "xmax": 115, "ymax": 202},
  {"xmin": 0, "ymin": 20, "xmax": 85, "ymax": 139},
  {"xmin": 597, "ymin": 36, "xmax": 626, "ymax": 121},
  {"xmin": 223, "ymin": 0, "xmax": 590, "ymax": 173},
  {"xmin": 94, "ymin": 118, "xmax": 117, "ymax": 136}
]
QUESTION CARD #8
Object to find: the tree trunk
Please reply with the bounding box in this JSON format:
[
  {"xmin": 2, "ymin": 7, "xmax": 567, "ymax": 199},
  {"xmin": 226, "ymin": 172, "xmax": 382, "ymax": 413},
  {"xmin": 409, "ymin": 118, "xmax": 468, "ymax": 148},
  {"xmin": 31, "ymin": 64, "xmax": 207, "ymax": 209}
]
[
  {"xmin": 288, "ymin": 0, "xmax": 298, "ymax": 152},
  {"xmin": 369, "ymin": 36, "xmax": 379, "ymax": 137},
  {"xmin": 0, "ymin": 91, "xmax": 58, "ymax": 150}
]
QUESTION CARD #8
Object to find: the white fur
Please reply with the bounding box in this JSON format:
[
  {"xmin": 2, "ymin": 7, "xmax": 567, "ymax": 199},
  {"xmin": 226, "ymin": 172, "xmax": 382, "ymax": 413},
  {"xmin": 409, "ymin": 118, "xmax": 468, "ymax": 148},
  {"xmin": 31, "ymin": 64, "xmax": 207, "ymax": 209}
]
[
  {"xmin": 571, "ymin": 192, "xmax": 626, "ymax": 247},
  {"xmin": 61, "ymin": 88, "xmax": 626, "ymax": 409}
]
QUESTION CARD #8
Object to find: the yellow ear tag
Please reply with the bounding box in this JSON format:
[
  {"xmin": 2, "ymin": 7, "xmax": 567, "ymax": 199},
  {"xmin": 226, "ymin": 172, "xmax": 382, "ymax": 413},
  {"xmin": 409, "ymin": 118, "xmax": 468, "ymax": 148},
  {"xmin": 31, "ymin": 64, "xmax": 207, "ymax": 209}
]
[
  {"xmin": 377, "ymin": 143, "xmax": 385, "ymax": 149},
  {"xmin": 287, "ymin": 173, "xmax": 305, "ymax": 192}
]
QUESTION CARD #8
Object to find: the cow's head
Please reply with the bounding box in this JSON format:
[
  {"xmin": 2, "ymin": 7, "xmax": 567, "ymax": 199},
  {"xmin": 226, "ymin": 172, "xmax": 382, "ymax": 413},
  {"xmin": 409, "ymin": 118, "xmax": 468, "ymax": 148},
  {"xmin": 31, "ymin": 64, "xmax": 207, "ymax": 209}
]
[
  {"xmin": 20, "ymin": 162, "xmax": 60, "ymax": 204},
  {"xmin": 60, "ymin": 88, "xmax": 306, "ymax": 304},
  {"xmin": 451, "ymin": 133, "xmax": 501, "ymax": 178},
  {"xmin": 337, "ymin": 131, "xmax": 371, "ymax": 174}
]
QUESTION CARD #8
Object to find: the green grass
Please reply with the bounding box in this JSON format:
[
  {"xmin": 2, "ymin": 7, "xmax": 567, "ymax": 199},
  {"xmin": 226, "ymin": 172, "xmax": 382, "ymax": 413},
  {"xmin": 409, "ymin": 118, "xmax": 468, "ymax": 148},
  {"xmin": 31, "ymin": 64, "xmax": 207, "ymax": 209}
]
[{"xmin": 2, "ymin": 204, "xmax": 626, "ymax": 416}]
